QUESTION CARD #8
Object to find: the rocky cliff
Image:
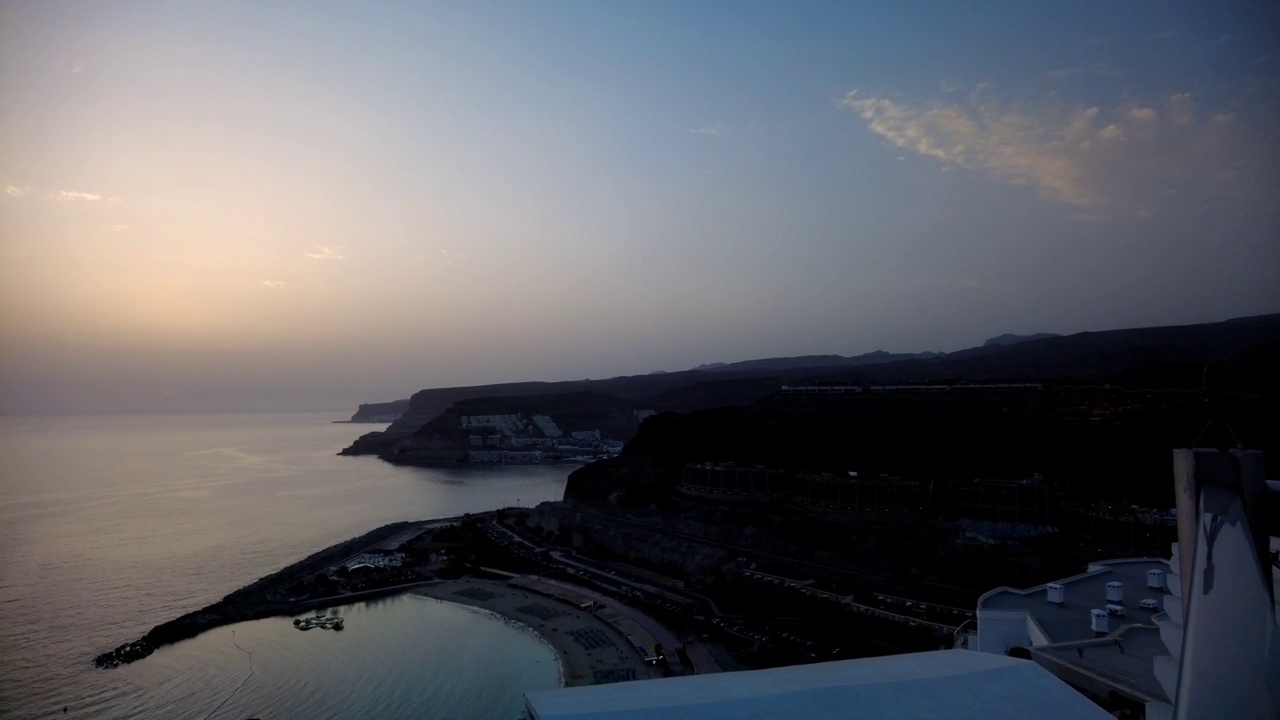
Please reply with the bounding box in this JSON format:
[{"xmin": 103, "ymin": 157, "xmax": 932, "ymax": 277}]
[
  {"xmin": 340, "ymin": 376, "xmax": 782, "ymax": 460},
  {"xmin": 347, "ymin": 399, "xmax": 411, "ymax": 422},
  {"xmin": 341, "ymin": 391, "xmax": 654, "ymax": 466}
]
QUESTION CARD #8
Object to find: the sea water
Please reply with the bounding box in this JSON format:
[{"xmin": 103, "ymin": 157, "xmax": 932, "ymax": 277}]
[{"xmin": 0, "ymin": 412, "xmax": 569, "ymax": 719}]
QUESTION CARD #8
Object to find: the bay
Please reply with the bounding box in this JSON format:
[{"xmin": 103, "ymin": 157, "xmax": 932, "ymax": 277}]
[{"xmin": 0, "ymin": 412, "xmax": 570, "ymax": 719}]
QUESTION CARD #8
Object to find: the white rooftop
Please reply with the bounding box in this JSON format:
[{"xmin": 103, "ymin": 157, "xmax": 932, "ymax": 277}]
[
  {"xmin": 979, "ymin": 558, "xmax": 1168, "ymax": 644},
  {"xmin": 525, "ymin": 649, "xmax": 1111, "ymax": 720}
]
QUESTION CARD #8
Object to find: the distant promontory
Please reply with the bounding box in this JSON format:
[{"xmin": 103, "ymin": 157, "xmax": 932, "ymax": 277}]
[{"xmin": 341, "ymin": 399, "xmax": 411, "ymax": 423}]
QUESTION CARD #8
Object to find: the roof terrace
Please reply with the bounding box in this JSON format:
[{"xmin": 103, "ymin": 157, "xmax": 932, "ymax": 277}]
[{"xmin": 979, "ymin": 558, "xmax": 1169, "ymax": 645}]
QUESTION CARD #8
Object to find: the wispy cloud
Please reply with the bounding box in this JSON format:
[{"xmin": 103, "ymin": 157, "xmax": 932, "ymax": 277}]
[
  {"xmin": 689, "ymin": 122, "xmax": 759, "ymax": 137},
  {"xmin": 438, "ymin": 248, "xmax": 467, "ymax": 266},
  {"xmin": 841, "ymin": 87, "xmax": 1279, "ymax": 217},
  {"xmin": 911, "ymin": 275, "xmax": 984, "ymax": 290},
  {"xmin": 690, "ymin": 122, "xmax": 732, "ymax": 136},
  {"xmin": 71, "ymin": 62, "xmax": 84, "ymax": 74},
  {"xmin": 54, "ymin": 190, "xmax": 103, "ymax": 201},
  {"xmin": 261, "ymin": 280, "xmax": 287, "ymax": 289},
  {"xmin": 5, "ymin": 184, "xmax": 122, "ymax": 203},
  {"xmin": 304, "ymin": 245, "xmax": 345, "ymax": 261},
  {"xmin": 111, "ymin": 224, "xmax": 129, "ymax": 233},
  {"xmin": 1043, "ymin": 63, "xmax": 1115, "ymax": 79}
]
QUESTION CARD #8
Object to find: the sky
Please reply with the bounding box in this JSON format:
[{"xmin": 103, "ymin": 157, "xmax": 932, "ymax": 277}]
[{"xmin": 2, "ymin": 1, "xmax": 1278, "ymax": 414}]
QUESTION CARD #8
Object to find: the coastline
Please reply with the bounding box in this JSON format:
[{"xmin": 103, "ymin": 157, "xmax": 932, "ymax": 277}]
[
  {"xmin": 94, "ymin": 510, "xmax": 658, "ymax": 690},
  {"xmin": 411, "ymin": 578, "xmax": 656, "ymax": 687},
  {"xmin": 92, "ymin": 514, "xmax": 651, "ymax": 690},
  {"xmin": 93, "ymin": 520, "xmax": 422, "ymax": 668},
  {"xmin": 451, "ymin": 602, "xmax": 567, "ymax": 687}
]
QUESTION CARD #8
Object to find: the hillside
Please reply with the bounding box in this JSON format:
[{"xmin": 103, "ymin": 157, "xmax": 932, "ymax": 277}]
[
  {"xmin": 983, "ymin": 332, "xmax": 1060, "ymax": 347},
  {"xmin": 687, "ymin": 350, "xmax": 936, "ymax": 374},
  {"xmin": 341, "ymin": 314, "xmax": 1280, "ymax": 464}
]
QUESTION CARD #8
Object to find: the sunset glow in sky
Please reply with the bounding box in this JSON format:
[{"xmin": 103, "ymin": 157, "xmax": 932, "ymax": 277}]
[{"xmin": 2, "ymin": 1, "xmax": 1278, "ymax": 413}]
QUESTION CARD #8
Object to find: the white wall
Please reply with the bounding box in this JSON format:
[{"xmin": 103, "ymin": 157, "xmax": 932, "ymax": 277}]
[{"xmin": 974, "ymin": 609, "xmax": 1031, "ymax": 654}]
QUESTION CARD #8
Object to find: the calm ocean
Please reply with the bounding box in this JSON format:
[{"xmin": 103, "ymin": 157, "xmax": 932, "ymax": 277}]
[{"xmin": 0, "ymin": 412, "xmax": 570, "ymax": 719}]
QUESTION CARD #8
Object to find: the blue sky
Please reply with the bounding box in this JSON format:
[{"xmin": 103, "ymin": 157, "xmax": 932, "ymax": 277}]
[{"xmin": 1, "ymin": 1, "xmax": 1277, "ymax": 413}]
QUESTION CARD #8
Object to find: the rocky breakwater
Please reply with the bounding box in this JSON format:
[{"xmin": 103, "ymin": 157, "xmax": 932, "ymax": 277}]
[{"xmin": 94, "ymin": 522, "xmax": 413, "ymax": 668}]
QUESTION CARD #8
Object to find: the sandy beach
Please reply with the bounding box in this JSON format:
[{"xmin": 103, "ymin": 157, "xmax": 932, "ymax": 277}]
[{"xmin": 412, "ymin": 578, "xmax": 659, "ymax": 687}]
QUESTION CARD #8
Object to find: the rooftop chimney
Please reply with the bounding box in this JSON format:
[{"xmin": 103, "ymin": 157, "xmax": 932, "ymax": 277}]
[
  {"xmin": 1046, "ymin": 583, "xmax": 1065, "ymax": 604},
  {"xmin": 1090, "ymin": 608, "xmax": 1109, "ymax": 634},
  {"xmin": 1147, "ymin": 569, "xmax": 1165, "ymax": 590},
  {"xmin": 1106, "ymin": 581, "xmax": 1124, "ymax": 603}
]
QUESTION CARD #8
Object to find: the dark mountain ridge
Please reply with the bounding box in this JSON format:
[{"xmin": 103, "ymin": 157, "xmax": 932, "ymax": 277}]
[
  {"xmin": 983, "ymin": 332, "xmax": 1060, "ymax": 347},
  {"xmin": 564, "ymin": 330, "xmax": 1279, "ymax": 511},
  {"xmin": 688, "ymin": 350, "xmax": 938, "ymax": 374},
  {"xmin": 341, "ymin": 313, "xmax": 1280, "ymax": 462}
]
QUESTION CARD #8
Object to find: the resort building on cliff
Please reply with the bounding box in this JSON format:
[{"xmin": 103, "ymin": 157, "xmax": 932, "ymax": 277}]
[{"xmin": 533, "ymin": 415, "xmax": 563, "ymax": 438}]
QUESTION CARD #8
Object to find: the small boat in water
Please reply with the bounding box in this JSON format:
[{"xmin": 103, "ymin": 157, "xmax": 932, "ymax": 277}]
[{"xmin": 293, "ymin": 611, "xmax": 344, "ymax": 631}]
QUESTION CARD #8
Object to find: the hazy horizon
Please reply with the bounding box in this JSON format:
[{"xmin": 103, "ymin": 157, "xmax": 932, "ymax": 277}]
[{"xmin": 3, "ymin": 1, "xmax": 1278, "ymax": 415}]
